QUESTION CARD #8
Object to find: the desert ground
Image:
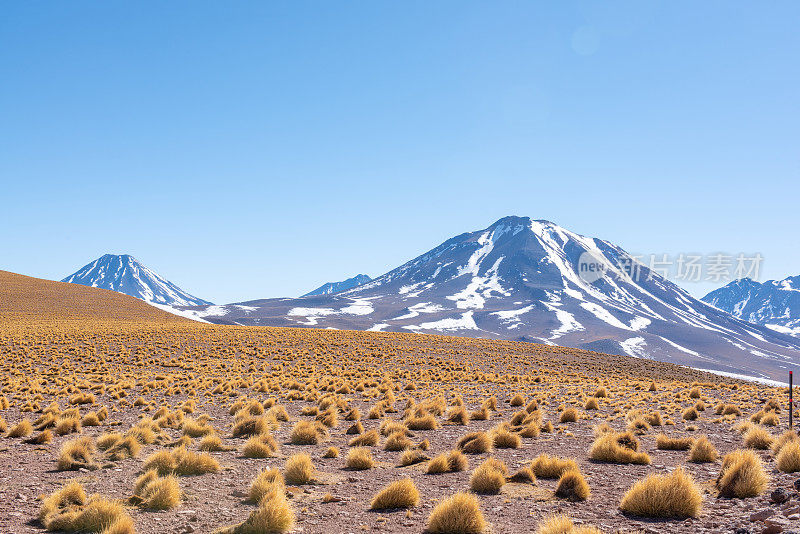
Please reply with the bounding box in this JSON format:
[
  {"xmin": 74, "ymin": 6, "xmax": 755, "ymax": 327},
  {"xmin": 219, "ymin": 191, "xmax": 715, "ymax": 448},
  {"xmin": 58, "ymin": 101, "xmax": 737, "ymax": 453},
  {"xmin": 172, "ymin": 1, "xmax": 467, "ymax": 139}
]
[{"xmin": 1, "ymin": 270, "xmax": 799, "ymax": 534}]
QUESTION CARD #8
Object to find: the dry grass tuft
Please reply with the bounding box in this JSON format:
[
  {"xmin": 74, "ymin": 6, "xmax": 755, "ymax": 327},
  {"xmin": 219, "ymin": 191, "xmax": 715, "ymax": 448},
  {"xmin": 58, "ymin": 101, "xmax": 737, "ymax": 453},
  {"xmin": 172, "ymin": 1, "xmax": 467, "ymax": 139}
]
[
  {"xmin": 655, "ymin": 434, "xmax": 694, "ymax": 451},
  {"xmin": 554, "ymin": 469, "xmax": 590, "ymax": 501},
  {"xmin": 426, "ymin": 492, "xmax": 486, "ymax": 534},
  {"xmin": 743, "ymin": 425, "xmax": 773, "ymax": 450},
  {"xmin": 284, "ymin": 453, "xmax": 315, "ymax": 485},
  {"xmin": 559, "ymin": 408, "xmax": 578, "ymax": 423},
  {"xmin": 716, "ymin": 449, "xmax": 768, "ymax": 498},
  {"xmin": 57, "ymin": 437, "xmax": 97, "ymax": 470},
  {"xmin": 619, "ymin": 466, "xmax": 702, "ymax": 518},
  {"xmin": 132, "ymin": 469, "xmax": 181, "ymax": 510},
  {"xmin": 469, "ymin": 458, "xmax": 507, "ymax": 494},
  {"xmin": 290, "ymin": 421, "xmax": 327, "ymax": 445},
  {"xmin": 776, "ymin": 441, "xmax": 800, "ymax": 473},
  {"xmin": 242, "ymin": 433, "xmax": 279, "ymax": 458},
  {"xmin": 143, "ymin": 446, "xmax": 220, "ymax": 476},
  {"xmin": 224, "ymin": 486, "xmax": 295, "ymax": 534},
  {"xmin": 370, "ymin": 477, "xmax": 420, "ymax": 510},
  {"xmin": 39, "ymin": 481, "xmax": 134, "ymax": 533},
  {"xmin": 688, "ymin": 435, "xmax": 718, "ymax": 463},
  {"xmin": 588, "ymin": 432, "xmax": 650, "ymax": 465},
  {"xmin": 247, "ymin": 468, "xmax": 285, "ymax": 503},
  {"xmin": 346, "ymin": 447, "xmax": 375, "ymax": 470},
  {"xmin": 7, "ymin": 419, "xmax": 33, "ymax": 438},
  {"xmin": 531, "ymin": 454, "xmax": 578, "ymax": 479},
  {"xmin": 537, "ymin": 514, "xmax": 601, "ymax": 534},
  {"xmin": 456, "ymin": 431, "xmax": 493, "ymax": 454}
]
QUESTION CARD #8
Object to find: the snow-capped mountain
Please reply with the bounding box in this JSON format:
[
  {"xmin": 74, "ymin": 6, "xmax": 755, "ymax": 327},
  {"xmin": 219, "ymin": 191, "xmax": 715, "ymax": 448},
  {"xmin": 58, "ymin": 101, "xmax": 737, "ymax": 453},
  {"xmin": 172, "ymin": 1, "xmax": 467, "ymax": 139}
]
[
  {"xmin": 302, "ymin": 274, "xmax": 372, "ymax": 297},
  {"xmin": 178, "ymin": 216, "xmax": 800, "ymax": 382},
  {"xmin": 702, "ymin": 276, "xmax": 800, "ymax": 337},
  {"xmin": 62, "ymin": 254, "xmax": 211, "ymax": 307}
]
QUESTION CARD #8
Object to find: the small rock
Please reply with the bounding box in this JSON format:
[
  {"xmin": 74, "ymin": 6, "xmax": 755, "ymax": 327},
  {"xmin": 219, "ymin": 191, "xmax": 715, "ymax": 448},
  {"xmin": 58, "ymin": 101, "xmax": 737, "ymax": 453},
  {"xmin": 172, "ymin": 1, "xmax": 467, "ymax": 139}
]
[
  {"xmin": 771, "ymin": 489, "xmax": 790, "ymax": 505},
  {"xmin": 794, "ymin": 479, "xmax": 800, "ymax": 492},
  {"xmin": 751, "ymin": 509, "xmax": 776, "ymax": 522}
]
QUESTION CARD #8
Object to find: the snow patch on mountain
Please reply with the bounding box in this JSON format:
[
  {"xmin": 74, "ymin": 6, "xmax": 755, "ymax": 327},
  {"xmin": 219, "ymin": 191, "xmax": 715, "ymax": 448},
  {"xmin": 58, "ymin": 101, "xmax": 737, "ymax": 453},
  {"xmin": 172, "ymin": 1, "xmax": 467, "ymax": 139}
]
[{"xmin": 62, "ymin": 254, "xmax": 211, "ymax": 307}]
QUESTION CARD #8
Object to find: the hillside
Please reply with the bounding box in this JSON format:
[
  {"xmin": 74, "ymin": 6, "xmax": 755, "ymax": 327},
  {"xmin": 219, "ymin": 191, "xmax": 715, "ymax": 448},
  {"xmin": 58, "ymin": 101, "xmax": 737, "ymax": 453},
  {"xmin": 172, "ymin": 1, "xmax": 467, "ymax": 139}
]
[{"xmin": 0, "ymin": 269, "xmax": 190, "ymax": 325}]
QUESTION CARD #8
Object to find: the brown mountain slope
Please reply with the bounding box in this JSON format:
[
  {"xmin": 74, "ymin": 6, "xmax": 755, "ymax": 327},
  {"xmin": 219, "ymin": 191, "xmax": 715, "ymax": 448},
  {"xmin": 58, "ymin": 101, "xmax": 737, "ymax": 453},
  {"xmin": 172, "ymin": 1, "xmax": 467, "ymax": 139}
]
[{"xmin": 0, "ymin": 269, "xmax": 189, "ymax": 324}]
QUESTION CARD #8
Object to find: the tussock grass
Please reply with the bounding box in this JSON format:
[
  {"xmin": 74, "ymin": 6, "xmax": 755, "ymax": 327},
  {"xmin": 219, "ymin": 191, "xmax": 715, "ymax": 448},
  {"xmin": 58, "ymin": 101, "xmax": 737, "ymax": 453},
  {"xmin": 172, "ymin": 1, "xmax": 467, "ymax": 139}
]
[
  {"xmin": 247, "ymin": 468, "xmax": 285, "ymax": 503},
  {"xmin": 469, "ymin": 458, "xmax": 507, "ymax": 494},
  {"xmin": 132, "ymin": 469, "xmax": 181, "ymax": 510},
  {"xmin": 57, "ymin": 437, "xmax": 97, "ymax": 470},
  {"xmin": 406, "ymin": 413, "xmax": 438, "ymax": 430},
  {"xmin": 399, "ymin": 449, "xmax": 429, "ymax": 466},
  {"xmin": 348, "ymin": 428, "xmax": 379, "ymax": 447},
  {"xmin": 426, "ymin": 492, "xmax": 486, "ymax": 534},
  {"xmin": 143, "ymin": 446, "xmax": 220, "ymax": 476},
  {"xmin": 456, "ymin": 431, "xmax": 493, "ymax": 454},
  {"xmin": 655, "ymin": 434, "xmax": 694, "ymax": 451},
  {"xmin": 776, "ymin": 441, "xmax": 800, "ymax": 473},
  {"xmin": 289, "ymin": 420, "xmax": 327, "ymax": 445},
  {"xmin": 743, "ymin": 425, "xmax": 773, "ymax": 450},
  {"xmin": 426, "ymin": 450, "xmax": 468, "ymax": 474},
  {"xmin": 346, "ymin": 447, "xmax": 374, "ymax": 470},
  {"xmin": 537, "ymin": 514, "xmax": 601, "ymax": 534},
  {"xmin": 223, "ymin": 486, "xmax": 295, "ymax": 534},
  {"xmin": 559, "ymin": 408, "xmax": 578, "ymax": 423},
  {"xmin": 242, "ymin": 434, "xmax": 278, "ymax": 458},
  {"xmin": 370, "ymin": 477, "xmax": 419, "ymax": 510},
  {"xmin": 716, "ymin": 449, "xmax": 768, "ymax": 498},
  {"xmin": 689, "ymin": 435, "xmax": 718, "ymax": 463},
  {"xmin": 588, "ymin": 431, "xmax": 650, "ymax": 465},
  {"xmin": 39, "ymin": 481, "xmax": 134, "ymax": 533},
  {"xmin": 7, "ymin": 419, "xmax": 33, "ymax": 438},
  {"xmin": 284, "ymin": 453, "xmax": 315, "ymax": 485},
  {"xmin": 554, "ymin": 469, "xmax": 590, "ymax": 501},
  {"xmin": 531, "ymin": 454, "xmax": 578, "ymax": 479},
  {"xmin": 619, "ymin": 466, "xmax": 702, "ymax": 518}
]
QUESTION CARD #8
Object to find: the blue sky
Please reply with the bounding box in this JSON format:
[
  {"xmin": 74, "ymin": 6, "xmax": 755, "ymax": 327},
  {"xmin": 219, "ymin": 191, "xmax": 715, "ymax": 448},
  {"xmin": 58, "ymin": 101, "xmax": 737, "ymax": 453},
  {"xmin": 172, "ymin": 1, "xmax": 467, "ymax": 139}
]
[{"xmin": 2, "ymin": 1, "xmax": 798, "ymax": 303}]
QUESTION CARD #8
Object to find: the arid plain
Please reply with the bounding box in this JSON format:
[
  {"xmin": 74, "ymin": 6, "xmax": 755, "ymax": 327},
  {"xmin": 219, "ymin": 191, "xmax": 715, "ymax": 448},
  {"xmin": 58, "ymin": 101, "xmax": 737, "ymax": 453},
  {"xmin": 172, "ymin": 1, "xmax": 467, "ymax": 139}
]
[{"xmin": 1, "ymin": 270, "xmax": 799, "ymax": 534}]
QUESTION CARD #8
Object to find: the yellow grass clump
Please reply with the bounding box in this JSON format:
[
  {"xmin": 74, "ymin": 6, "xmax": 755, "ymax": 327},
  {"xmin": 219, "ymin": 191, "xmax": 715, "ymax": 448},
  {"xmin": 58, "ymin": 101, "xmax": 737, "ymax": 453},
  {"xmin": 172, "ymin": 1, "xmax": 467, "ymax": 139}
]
[
  {"xmin": 284, "ymin": 453, "xmax": 315, "ymax": 485},
  {"xmin": 143, "ymin": 446, "xmax": 220, "ymax": 476},
  {"xmin": 469, "ymin": 458, "xmax": 507, "ymax": 494},
  {"xmin": 588, "ymin": 431, "xmax": 650, "ymax": 465},
  {"xmin": 776, "ymin": 441, "xmax": 800, "ymax": 473},
  {"xmin": 39, "ymin": 481, "xmax": 134, "ymax": 533},
  {"xmin": 57, "ymin": 437, "xmax": 97, "ymax": 471},
  {"xmin": 247, "ymin": 468, "xmax": 285, "ymax": 503},
  {"xmin": 427, "ymin": 492, "xmax": 486, "ymax": 534},
  {"xmin": 554, "ymin": 469, "xmax": 590, "ymax": 501},
  {"xmin": 370, "ymin": 477, "xmax": 420, "ymax": 510},
  {"xmin": 531, "ymin": 454, "xmax": 578, "ymax": 479},
  {"xmin": 132, "ymin": 469, "xmax": 181, "ymax": 510},
  {"xmin": 537, "ymin": 515, "xmax": 601, "ymax": 534},
  {"xmin": 716, "ymin": 449, "xmax": 768, "ymax": 498},
  {"xmin": 619, "ymin": 466, "xmax": 702, "ymax": 518},
  {"xmin": 689, "ymin": 435, "xmax": 718, "ymax": 463},
  {"xmin": 345, "ymin": 447, "xmax": 375, "ymax": 470}
]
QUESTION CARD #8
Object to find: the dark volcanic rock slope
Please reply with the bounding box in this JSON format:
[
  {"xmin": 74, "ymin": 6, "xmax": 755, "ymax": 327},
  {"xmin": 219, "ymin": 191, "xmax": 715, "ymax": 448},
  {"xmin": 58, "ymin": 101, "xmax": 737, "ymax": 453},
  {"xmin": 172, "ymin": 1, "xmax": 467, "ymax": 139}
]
[{"xmin": 180, "ymin": 216, "xmax": 800, "ymax": 381}]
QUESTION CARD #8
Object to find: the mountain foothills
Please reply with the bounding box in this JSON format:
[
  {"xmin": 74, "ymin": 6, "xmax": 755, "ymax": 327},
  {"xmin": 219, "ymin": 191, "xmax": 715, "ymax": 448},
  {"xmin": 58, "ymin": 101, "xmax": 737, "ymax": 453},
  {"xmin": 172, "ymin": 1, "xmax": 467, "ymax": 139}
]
[
  {"xmin": 702, "ymin": 276, "xmax": 800, "ymax": 337},
  {"xmin": 174, "ymin": 216, "xmax": 800, "ymax": 382},
  {"xmin": 302, "ymin": 274, "xmax": 372, "ymax": 297},
  {"xmin": 62, "ymin": 254, "xmax": 211, "ymax": 307}
]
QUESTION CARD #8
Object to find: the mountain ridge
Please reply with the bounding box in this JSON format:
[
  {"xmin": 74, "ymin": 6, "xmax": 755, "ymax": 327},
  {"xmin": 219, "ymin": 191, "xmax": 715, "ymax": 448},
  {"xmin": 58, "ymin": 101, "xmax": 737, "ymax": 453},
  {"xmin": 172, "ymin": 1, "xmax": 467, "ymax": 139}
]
[
  {"xmin": 702, "ymin": 275, "xmax": 800, "ymax": 336},
  {"xmin": 302, "ymin": 274, "xmax": 372, "ymax": 297},
  {"xmin": 177, "ymin": 215, "xmax": 800, "ymax": 382},
  {"xmin": 62, "ymin": 254, "xmax": 211, "ymax": 307}
]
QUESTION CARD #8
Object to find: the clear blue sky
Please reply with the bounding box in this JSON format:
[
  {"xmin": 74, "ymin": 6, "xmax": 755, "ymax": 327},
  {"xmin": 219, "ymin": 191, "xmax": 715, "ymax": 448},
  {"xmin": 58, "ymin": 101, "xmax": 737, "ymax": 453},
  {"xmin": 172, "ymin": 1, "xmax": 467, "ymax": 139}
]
[{"xmin": 2, "ymin": 1, "xmax": 798, "ymax": 303}]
